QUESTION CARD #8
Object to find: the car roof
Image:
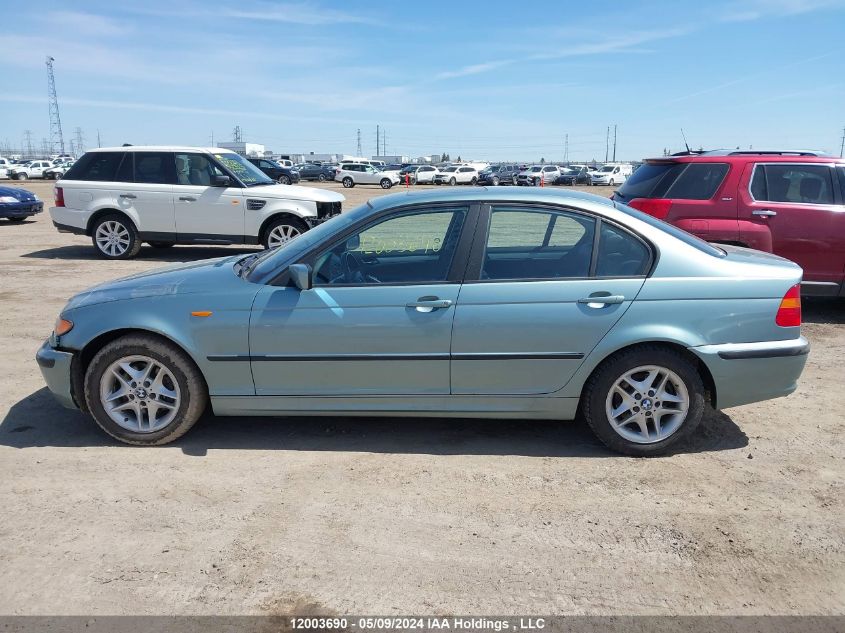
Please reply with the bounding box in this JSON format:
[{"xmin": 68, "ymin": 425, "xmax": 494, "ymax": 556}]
[
  {"xmin": 365, "ymin": 186, "xmax": 616, "ymax": 213},
  {"xmin": 85, "ymin": 146, "xmax": 236, "ymax": 154},
  {"xmin": 645, "ymin": 150, "xmax": 844, "ymax": 164}
]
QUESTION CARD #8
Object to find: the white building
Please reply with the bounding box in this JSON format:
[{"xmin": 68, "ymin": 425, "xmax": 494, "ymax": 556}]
[{"xmin": 217, "ymin": 142, "xmax": 266, "ymax": 157}]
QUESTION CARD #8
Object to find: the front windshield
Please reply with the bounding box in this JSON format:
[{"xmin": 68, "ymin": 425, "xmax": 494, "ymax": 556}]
[
  {"xmin": 443, "ymin": 167, "xmax": 457, "ymax": 173},
  {"xmin": 213, "ymin": 152, "xmax": 273, "ymax": 186},
  {"xmin": 600, "ymin": 166, "xmax": 614, "ymax": 173},
  {"xmin": 530, "ymin": 166, "xmax": 542, "ymax": 172}
]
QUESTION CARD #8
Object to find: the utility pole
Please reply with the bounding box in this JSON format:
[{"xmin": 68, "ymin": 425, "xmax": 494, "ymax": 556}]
[
  {"xmin": 23, "ymin": 130, "xmax": 34, "ymax": 158},
  {"xmin": 376, "ymin": 125, "xmax": 380, "ymax": 157},
  {"xmin": 97, "ymin": 129, "xmax": 101, "ymax": 148},
  {"xmin": 74, "ymin": 127, "xmax": 84, "ymax": 154},
  {"xmin": 356, "ymin": 128, "xmax": 362, "ymax": 156},
  {"xmin": 605, "ymin": 126, "xmax": 610, "ymax": 163},
  {"xmin": 46, "ymin": 56, "xmax": 65, "ymax": 155},
  {"xmin": 564, "ymin": 134, "xmax": 569, "ymax": 164},
  {"xmin": 210, "ymin": 131, "xmax": 214, "ymax": 147},
  {"xmin": 612, "ymin": 124, "xmax": 617, "ymax": 162},
  {"xmin": 382, "ymin": 129, "xmax": 386, "ymax": 156},
  {"xmin": 840, "ymin": 126, "xmax": 844, "ymax": 158}
]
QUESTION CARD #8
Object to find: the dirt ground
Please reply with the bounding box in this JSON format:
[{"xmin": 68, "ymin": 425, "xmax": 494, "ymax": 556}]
[{"xmin": 0, "ymin": 179, "xmax": 842, "ymax": 616}]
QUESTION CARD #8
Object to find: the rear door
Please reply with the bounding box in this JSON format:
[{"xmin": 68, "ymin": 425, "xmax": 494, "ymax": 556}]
[
  {"xmin": 115, "ymin": 152, "xmax": 176, "ymax": 234},
  {"xmin": 450, "ymin": 204, "xmax": 650, "ymax": 395},
  {"xmin": 173, "ymin": 152, "xmax": 244, "ymax": 240},
  {"xmin": 740, "ymin": 162, "xmax": 845, "ymax": 287}
]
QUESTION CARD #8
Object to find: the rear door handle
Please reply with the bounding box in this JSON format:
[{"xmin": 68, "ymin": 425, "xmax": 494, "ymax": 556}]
[
  {"xmin": 179, "ymin": 196, "xmax": 197, "ymax": 202},
  {"xmin": 406, "ymin": 297, "xmax": 453, "ymax": 312},
  {"xmin": 752, "ymin": 209, "xmax": 777, "ymax": 217},
  {"xmin": 577, "ymin": 295, "xmax": 625, "ymax": 306},
  {"xmin": 119, "ymin": 193, "xmax": 136, "ymax": 199}
]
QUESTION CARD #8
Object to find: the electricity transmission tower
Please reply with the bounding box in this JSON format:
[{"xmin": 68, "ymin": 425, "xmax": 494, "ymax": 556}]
[
  {"xmin": 74, "ymin": 127, "xmax": 84, "ymax": 154},
  {"xmin": 382, "ymin": 129, "xmax": 387, "ymax": 156},
  {"xmin": 233, "ymin": 125, "xmax": 242, "ymax": 142},
  {"xmin": 605, "ymin": 126, "xmax": 610, "ymax": 162},
  {"xmin": 564, "ymin": 134, "xmax": 569, "ymax": 164},
  {"xmin": 357, "ymin": 129, "xmax": 362, "ymax": 156},
  {"xmin": 24, "ymin": 130, "xmax": 34, "ymax": 158},
  {"xmin": 376, "ymin": 125, "xmax": 380, "ymax": 156},
  {"xmin": 46, "ymin": 56, "xmax": 65, "ymax": 155}
]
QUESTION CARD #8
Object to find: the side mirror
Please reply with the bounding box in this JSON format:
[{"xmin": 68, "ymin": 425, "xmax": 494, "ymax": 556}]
[
  {"xmin": 289, "ymin": 263, "xmax": 312, "ymax": 291},
  {"xmin": 212, "ymin": 174, "xmax": 231, "ymax": 187}
]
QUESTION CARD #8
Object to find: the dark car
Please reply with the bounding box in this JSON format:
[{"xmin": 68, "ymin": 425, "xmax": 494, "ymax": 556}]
[
  {"xmin": 477, "ymin": 164, "xmax": 521, "ymax": 186},
  {"xmin": 246, "ymin": 158, "xmax": 301, "ymax": 185},
  {"xmin": 556, "ymin": 166, "xmax": 591, "ymax": 186},
  {"xmin": 297, "ymin": 163, "xmax": 337, "ymax": 182},
  {"xmin": 0, "ymin": 185, "xmax": 43, "ymax": 222}
]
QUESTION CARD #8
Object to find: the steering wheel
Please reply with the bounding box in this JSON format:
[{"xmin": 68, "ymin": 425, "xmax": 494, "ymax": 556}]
[{"xmin": 341, "ymin": 251, "xmax": 380, "ymax": 284}]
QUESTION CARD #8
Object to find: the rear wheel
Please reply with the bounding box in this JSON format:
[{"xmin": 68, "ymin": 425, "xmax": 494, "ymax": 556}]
[
  {"xmin": 84, "ymin": 334, "xmax": 207, "ymax": 446},
  {"xmin": 342, "ymin": 177, "xmax": 354, "ymax": 188},
  {"xmin": 581, "ymin": 346, "xmax": 706, "ymax": 456},
  {"xmin": 262, "ymin": 216, "xmax": 308, "ymax": 249},
  {"xmin": 91, "ymin": 214, "xmax": 141, "ymax": 259}
]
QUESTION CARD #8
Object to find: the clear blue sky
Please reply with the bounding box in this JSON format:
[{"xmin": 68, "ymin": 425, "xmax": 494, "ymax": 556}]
[{"xmin": 1, "ymin": 0, "xmax": 843, "ymax": 162}]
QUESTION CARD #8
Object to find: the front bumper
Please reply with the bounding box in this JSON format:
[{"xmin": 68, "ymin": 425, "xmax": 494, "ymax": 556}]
[
  {"xmin": 36, "ymin": 340, "xmax": 78, "ymax": 410},
  {"xmin": 689, "ymin": 337, "xmax": 809, "ymax": 409},
  {"xmin": 0, "ymin": 201, "xmax": 42, "ymax": 218}
]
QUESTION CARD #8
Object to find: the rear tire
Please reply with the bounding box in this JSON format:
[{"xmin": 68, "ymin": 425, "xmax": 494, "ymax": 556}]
[
  {"xmin": 342, "ymin": 177, "xmax": 354, "ymax": 188},
  {"xmin": 581, "ymin": 346, "xmax": 706, "ymax": 456},
  {"xmin": 84, "ymin": 334, "xmax": 207, "ymax": 446},
  {"xmin": 91, "ymin": 213, "xmax": 142, "ymax": 259}
]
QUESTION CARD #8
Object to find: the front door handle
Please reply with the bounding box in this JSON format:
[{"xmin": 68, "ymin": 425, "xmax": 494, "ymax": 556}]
[
  {"xmin": 119, "ymin": 193, "xmax": 136, "ymax": 199},
  {"xmin": 577, "ymin": 294, "xmax": 625, "ymax": 306},
  {"xmin": 406, "ymin": 296, "xmax": 453, "ymax": 312},
  {"xmin": 178, "ymin": 196, "xmax": 197, "ymax": 202},
  {"xmin": 752, "ymin": 209, "xmax": 777, "ymax": 217}
]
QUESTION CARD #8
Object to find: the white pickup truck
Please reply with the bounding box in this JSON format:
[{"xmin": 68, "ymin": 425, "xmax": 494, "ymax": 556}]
[{"xmin": 9, "ymin": 160, "xmax": 54, "ymax": 180}]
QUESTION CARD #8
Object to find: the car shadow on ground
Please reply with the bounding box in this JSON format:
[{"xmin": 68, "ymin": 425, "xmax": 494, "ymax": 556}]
[
  {"xmin": 803, "ymin": 297, "xmax": 845, "ymax": 325},
  {"xmin": 1, "ymin": 388, "xmax": 747, "ymax": 458},
  {"xmin": 0, "ymin": 219, "xmax": 38, "ymax": 227},
  {"xmin": 20, "ymin": 245, "xmax": 260, "ymax": 262}
]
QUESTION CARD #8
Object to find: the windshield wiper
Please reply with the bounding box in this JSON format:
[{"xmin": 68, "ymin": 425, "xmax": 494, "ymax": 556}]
[{"xmin": 246, "ymin": 181, "xmax": 272, "ymax": 187}]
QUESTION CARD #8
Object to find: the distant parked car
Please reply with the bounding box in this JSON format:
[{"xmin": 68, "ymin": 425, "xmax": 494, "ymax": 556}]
[
  {"xmin": 38, "ymin": 187, "xmax": 809, "ymax": 455},
  {"xmin": 246, "ymin": 158, "xmax": 301, "ymax": 185},
  {"xmin": 434, "ymin": 166, "xmax": 478, "ymax": 186},
  {"xmin": 9, "ymin": 160, "xmax": 53, "ymax": 180},
  {"xmin": 44, "ymin": 161, "xmax": 75, "ymax": 180},
  {"xmin": 49, "ymin": 146, "xmax": 344, "ymax": 258},
  {"xmin": 0, "ymin": 185, "xmax": 43, "ymax": 221},
  {"xmin": 556, "ymin": 165, "xmax": 592, "ymax": 186},
  {"xmin": 613, "ymin": 149, "xmax": 845, "ymax": 295},
  {"xmin": 0, "ymin": 157, "xmax": 14, "ymax": 179},
  {"xmin": 297, "ymin": 163, "xmax": 337, "ymax": 182},
  {"xmin": 591, "ymin": 163, "xmax": 633, "ymax": 186},
  {"xmin": 517, "ymin": 165, "xmax": 561, "ymax": 186},
  {"xmin": 335, "ymin": 163, "xmax": 399, "ymax": 189},
  {"xmin": 400, "ymin": 164, "xmax": 439, "ymax": 184},
  {"xmin": 477, "ymin": 164, "xmax": 521, "ymax": 186}
]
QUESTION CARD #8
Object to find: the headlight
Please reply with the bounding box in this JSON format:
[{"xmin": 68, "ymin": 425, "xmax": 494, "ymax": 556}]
[
  {"xmin": 54, "ymin": 316, "xmax": 74, "ymax": 336},
  {"xmin": 0, "ymin": 196, "xmax": 19, "ymax": 203}
]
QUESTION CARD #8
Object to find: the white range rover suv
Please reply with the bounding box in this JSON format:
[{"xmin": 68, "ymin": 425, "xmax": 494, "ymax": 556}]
[{"xmin": 50, "ymin": 146, "xmax": 345, "ymax": 259}]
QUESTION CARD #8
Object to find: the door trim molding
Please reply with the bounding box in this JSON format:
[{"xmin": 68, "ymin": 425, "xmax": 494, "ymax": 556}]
[{"xmin": 207, "ymin": 351, "xmax": 584, "ymax": 362}]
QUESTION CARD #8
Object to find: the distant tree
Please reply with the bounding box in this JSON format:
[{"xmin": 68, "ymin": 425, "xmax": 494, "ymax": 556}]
[
  {"xmin": 441, "ymin": 152, "xmax": 447, "ymax": 162},
  {"xmin": 540, "ymin": 157, "xmax": 546, "ymax": 164},
  {"xmin": 456, "ymin": 155, "xmax": 461, "ymax": 162}
]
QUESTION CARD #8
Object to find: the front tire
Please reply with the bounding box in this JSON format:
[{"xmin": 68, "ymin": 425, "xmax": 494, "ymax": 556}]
[
  {"xmin": 262, "ymin": 216, "xmax": 308, "ymax": 249},
  {"xmin": 84, "ymin": 334, "xmax": 208, "ymax": 446},
  {"xmin": 470, "ymin": 176, "xmax": 478, "ymax": 185},
  {"xmin": 380, "ymin": 178, "xmax": 393, "ymax": 189},
  {"xmin": 277, "ymin": 175, "xmax": 291, "ymax": 185},
  {"xmin": 91, "ymin": 214, "xmax": 142, "ymax": 259},
  {"xmin": 581, "ymin": 346, "xmax": 706, "ymax": 456},
  {"xmin": 342, "ymin": 177, "xmax": 354, "ymax": 188},
  {"xmin": 492, "ymin": 176, "xmax": 499, "ymax": 186},
  {"xmin": 317, "ymin": 173, "xmax": 327, "ymax": 182},
  {"xmin": 449, "ymin": 177, "xmax": 456, "ymax": 186},
  {"xmin": 14, "ymin": 173, "xmax": 27, "ymax": 180}
]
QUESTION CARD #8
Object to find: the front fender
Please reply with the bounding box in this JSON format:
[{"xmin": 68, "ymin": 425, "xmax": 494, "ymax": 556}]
[{"xmin": 248, "ymin": 200, "xmax": 317, "ymax": 236}]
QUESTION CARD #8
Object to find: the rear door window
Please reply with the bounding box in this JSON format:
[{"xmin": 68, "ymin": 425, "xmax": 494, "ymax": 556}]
[
  {"xmin": 751, "ymin": 164, "xmax": 835, "ymax": 205},
  {"xmin": 595, "ymin": 222, "xmax": 651, "ymax": 277},
  {"xmin": 663, "ymin": 163, "xmax": 729, "ymax": 200},
  {"xmin": 134, "ymin": 152, "xmax": 177, "ymax": 185}
]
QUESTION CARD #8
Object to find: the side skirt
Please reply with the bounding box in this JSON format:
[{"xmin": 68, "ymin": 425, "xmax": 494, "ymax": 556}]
[{"xmin": 210, "ymin": 395, "xmax": 579, "ymax": 420}]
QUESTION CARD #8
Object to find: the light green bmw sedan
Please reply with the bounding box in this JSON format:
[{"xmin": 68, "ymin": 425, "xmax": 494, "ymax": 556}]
[{"xmin": 37, "ymin": 188, "xmax": 809, "ymax": 456}]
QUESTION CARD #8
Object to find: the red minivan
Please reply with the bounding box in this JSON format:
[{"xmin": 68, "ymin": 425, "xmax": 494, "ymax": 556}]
[{"xmin": 613, "ymin": 150, "xmax": 845, "ymax": 296}]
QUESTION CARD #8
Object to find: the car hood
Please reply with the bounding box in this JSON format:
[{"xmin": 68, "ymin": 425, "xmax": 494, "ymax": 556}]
[
  {"xmin": 239, "ymin": 184, "xmax": 344, "ymax": 203},
  {"xmin": 0, "ymin": 186, "xmax": 37, "ymax": 200},
  {"xmin": 63, "ymin": 255, "xmax": 249, "ymax": 311}
]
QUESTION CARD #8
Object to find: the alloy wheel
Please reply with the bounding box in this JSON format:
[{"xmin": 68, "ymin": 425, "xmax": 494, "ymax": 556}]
[
  {"xmin": 95, "ymin": 220, "xmax": 131, "ymax": 257},
  {"xmin": 604, "ymin": 365, "xmax": 690, "ymax": 444},
  {"xmin": 99, "ymin": 355, "xmax": 181, "ymax": 433},
  {"xmin": 267, "ymin": 224, "xmax": 302, "ymax": 248}
]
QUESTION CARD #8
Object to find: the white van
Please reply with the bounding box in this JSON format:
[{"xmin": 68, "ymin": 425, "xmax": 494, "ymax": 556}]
[{"xmin": 590, "ymin": 163, "xmax": 633, "ymax": 186}]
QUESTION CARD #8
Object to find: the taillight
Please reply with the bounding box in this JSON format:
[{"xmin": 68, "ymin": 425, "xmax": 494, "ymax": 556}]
[
  {"xmin": 54, "ymin": 186, "xmax": 64, "ymax": 207},
  {"xmin": 628, "ymin": 198, "xmax": 672, "ymax": 219},
  {"xmin": 775, "ymin": 284, "xmax": 802, "ymax": 327}
]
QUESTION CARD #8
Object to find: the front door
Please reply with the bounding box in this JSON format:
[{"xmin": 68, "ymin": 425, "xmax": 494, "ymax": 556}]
[
  {"xmin": 451, "ymin": 205, "xmax": 649, "ymax": 395},
  {"xmin": 249, "ymin": 205, "xmax": 474, "ymax": 396},
  {"xmin": 740, "ymin": 162, "xmax": 845, "ymax": 286},
  {"xmin": 173, "ymin": 152, "xmax": 244, "ymax": 241}
]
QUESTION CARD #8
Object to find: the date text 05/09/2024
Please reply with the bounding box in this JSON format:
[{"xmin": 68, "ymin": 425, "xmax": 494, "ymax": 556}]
[{"xmin": 289, "ymin": 617, "xmax": 547, "ymax": 631}]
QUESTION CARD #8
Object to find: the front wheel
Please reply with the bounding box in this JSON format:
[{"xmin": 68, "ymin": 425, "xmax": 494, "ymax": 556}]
[
  {"xmin": 317, "ymin": 173, "xmax": 327, "ymax": 182},
  {"xmin": 470, "ymin": 176, "xmax": 478, "ymax": 185},
  {"xmin": 380, "ymin": 178, "xmax": 393, "ymax": 189},
  {"xmin": 342, "ymin": 177, "xmax": 354, "ymax": 188},
  {"xmin": 14, "ymin": 173, "xmax": 27, "ymax": 180},
  {"xmin": 262, "ymin": 216, "xmax": 308, "ymax": 249},
  {"xmin": 581, "ymin": 346, "xmax": 706, "ymax": 456},
  {"xmin": 92, "ymin": 214, "xmax": 142, "ymax": 259},
  {"xmin": 608, "ymin": 179, "xmax": 615, "ymax": 186},
  {"xmin": 449, "ymin": 177, "xmax": 456, "ymax": 186},
  {"xmin": 491, "ymin": 176, "xmax": 499, "ymax": 186},
  {"xmin": 84, "ymin": 334, "xmax": 208, "ymax": 445},
  {"xmin": 277, "ymin": 175, "xmax": 291, "ymax": 185}
]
